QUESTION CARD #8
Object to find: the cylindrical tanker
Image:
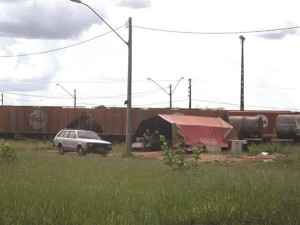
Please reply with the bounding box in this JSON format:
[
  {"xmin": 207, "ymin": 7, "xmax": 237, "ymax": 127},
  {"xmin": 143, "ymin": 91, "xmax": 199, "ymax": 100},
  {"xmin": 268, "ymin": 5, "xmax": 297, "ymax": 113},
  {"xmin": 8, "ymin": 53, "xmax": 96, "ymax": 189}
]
[
  {"xmin": 276, "ymin": 115, "xmax": 300, "ymax": 139},
  {"xmin": 229, "ymin": 116, "xmax": 264, "ymax": 139}
]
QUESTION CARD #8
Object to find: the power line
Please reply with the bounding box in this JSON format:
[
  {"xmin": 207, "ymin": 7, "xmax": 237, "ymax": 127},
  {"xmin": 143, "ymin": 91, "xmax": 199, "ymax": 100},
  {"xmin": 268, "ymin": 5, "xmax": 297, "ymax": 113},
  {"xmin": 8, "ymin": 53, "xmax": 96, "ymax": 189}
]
[
  {"xmin": 192, "ymin": 98, "xmax": 300, "ymax": 111},
  {"xmin": 135, "ymin": 99, "xmax": 187, "ymax": 107},
  {"xmin": 1, "ymin": 24, "xmax": 298, "ymax": 58},
  {"xmin": 0, "ymin": 25, "xmax": 126, "ymax": 58},
  {"xmin": 193, "ymin": 79, "xmax": 300, "ymax": 91},
  {"xmin": 133, "ymin": 25, "xmax": 300, "ymax": 35}
]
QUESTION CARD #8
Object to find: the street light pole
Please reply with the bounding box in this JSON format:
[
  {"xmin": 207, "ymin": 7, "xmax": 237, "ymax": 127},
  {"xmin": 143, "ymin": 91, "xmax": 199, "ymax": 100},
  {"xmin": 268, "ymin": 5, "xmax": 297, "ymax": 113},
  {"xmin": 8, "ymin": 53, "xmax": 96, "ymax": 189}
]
[
  {"xmin": 169, "ymin": 84, "xmax": 172, "ymax": 108},
  {"xmin": 56, "ymin": 84, "xmax": 76, "ymax": 109},
  {"xmin": 70, "ymin": 0, "xmax": 132, "ymax": 156},
  {"xmin": 147, "ymin": 77, "xmax": 184, "ymax": 108}
]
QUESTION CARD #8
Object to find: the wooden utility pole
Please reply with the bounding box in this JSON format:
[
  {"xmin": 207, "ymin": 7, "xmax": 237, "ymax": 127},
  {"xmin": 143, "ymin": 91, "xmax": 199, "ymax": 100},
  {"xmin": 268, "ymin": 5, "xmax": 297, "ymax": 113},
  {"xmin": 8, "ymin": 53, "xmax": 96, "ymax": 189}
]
[
  {"xmin": 240, "ymin": 35, "xmax": 245, "ymax": 111},
  {"xmin": 188, "ymin": 79, "xmax": 191, "ymax": 109}
]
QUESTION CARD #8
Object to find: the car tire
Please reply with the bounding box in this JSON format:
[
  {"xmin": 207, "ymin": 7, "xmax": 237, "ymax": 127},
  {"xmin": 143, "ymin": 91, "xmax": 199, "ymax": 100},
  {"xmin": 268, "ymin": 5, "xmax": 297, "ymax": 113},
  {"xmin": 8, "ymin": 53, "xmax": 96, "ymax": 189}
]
[
  {"xmin": 99, "ymin": 148, "xmax": 109, "ymax": 157},
  {"xmin": 59, "ymin": 145, "xmax": 64, "ymax": 155},
  {"xmin": 78, "ymin": 146, "xmax": 86, "ymax": 156}
]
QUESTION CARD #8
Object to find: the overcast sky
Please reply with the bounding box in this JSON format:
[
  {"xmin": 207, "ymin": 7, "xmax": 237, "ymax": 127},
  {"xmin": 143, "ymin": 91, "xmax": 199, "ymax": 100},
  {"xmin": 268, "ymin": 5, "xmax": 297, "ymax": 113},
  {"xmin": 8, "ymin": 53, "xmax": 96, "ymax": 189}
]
[{"xmin": 0, "ymin": 0, "xmax": 299, "ymax": 110}]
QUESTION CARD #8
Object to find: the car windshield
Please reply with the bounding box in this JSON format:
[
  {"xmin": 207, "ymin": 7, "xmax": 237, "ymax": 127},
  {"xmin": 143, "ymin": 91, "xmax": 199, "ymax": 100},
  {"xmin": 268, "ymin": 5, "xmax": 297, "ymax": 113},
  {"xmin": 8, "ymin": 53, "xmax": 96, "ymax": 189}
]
[{"xmin": 77, "ymin": 131, "xmax": 101, "ymax": 140}]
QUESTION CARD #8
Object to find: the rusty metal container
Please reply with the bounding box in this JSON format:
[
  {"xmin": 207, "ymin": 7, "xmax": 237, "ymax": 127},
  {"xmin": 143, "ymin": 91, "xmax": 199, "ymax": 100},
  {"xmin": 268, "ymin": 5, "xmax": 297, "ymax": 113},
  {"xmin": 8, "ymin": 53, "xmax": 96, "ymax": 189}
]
[
  {"xmin": 276, "ymin": 115, "xmax": 300, "ymax": 139},
  {"xmin": 229, "ymin": 116, "xmax": 264, "ymax": 139}
]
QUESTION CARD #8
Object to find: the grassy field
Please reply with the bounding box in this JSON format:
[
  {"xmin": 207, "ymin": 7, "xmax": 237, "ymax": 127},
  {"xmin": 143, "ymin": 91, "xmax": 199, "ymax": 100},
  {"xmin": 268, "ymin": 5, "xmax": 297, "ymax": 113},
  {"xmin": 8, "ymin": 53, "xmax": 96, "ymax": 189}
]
[{"xmin": 0, "ymin": 140, "xmax": 299, "ymax": 225}]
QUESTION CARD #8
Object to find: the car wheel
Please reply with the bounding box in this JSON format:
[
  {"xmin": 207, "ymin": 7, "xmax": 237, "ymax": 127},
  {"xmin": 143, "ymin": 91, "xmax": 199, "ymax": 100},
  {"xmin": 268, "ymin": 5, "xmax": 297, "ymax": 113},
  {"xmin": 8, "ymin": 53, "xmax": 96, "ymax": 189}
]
[
  {"xmin": 100, "ymin": 149, "xmax": 108, "ymax": 157},
  {"xmin": 58, "ymin": 145, "xmax": 64, "ymax": 155},
  {"xmin": 78, "ymin": 146, "xmax": 86, "ymax": 156}
]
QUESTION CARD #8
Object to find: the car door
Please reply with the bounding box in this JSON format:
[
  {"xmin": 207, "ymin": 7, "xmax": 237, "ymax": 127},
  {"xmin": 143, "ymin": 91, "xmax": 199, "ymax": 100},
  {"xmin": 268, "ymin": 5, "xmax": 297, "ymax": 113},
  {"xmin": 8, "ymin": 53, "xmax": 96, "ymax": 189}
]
[
  {"xmin": 62, "ymin": 131, "xmax": 71, "ymax": 151},
  {"xmin": 67, "ymin": 131, "xmax": 77, "ymax": 152}
]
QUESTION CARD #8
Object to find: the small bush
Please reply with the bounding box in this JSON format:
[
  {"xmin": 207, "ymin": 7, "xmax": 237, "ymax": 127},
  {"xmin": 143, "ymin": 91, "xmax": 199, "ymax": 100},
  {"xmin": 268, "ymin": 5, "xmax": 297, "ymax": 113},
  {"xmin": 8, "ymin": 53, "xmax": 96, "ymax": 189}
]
[
  {"xmin": 161, "ymin": 135, "xmax": 202, "ymax": 171},
  {"xmin": 0, "ymin": 143, "xmax": 17, "ymax": 163}
]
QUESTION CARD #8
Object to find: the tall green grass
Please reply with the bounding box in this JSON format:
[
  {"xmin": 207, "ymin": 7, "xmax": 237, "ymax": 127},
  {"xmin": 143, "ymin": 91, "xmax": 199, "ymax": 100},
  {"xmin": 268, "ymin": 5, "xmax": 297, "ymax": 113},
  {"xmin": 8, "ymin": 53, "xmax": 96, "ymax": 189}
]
[
  {"xmin": 0, "ymin": 149, "xmax": 299, "ymax": 225},
  {"xmin": 1, "ymin": 138, "xmax": 56, "ymax": 151}
]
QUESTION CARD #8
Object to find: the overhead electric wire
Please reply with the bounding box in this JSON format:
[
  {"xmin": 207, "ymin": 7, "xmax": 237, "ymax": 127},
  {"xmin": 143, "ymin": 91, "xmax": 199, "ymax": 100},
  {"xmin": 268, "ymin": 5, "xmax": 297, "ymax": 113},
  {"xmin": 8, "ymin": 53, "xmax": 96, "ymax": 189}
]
[
  {"xmin": 0, "ymin": 24, "xmax": 298, "ymax": 58},
  {"xmin": 3, "ymin": 91, "xmax": 71, "ymax": 99},
  {"xmin": 192, "ymin": 99, "xmax": 300, "ymax": 111},
  {"xmin": 133, "ymin": 25, "xmax": 300, "ymax": 35},
  {"xmin": 0, "ymin": 25, "xmax": 126, "ymax": 58}
]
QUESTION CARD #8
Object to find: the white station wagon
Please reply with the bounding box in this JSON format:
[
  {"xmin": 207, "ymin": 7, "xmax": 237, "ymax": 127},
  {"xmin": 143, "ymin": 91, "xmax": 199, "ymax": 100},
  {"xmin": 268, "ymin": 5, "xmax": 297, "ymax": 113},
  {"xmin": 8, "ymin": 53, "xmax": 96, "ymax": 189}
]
[{"xmin": 53, "ymin": 129, "xmax": 112, "ymax": 156}]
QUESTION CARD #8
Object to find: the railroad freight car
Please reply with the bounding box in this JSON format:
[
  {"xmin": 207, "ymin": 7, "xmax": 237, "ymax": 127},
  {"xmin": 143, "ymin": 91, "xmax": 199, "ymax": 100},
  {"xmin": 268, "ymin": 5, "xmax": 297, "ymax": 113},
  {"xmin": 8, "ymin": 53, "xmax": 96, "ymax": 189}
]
[
  {"xmin": 228, "ymin": 111, "xmax": 298, "ymax": 140},
  {"xmin": 229, "ymin": 116, "xmax": 264, "ymax": 139},
  {"xmin": 0, "ymin": 106, "xmax": 228, "ymax": 141},
  {"xmin": 276, "ymin": 115, "xmax": 300, "ymax": 140}
]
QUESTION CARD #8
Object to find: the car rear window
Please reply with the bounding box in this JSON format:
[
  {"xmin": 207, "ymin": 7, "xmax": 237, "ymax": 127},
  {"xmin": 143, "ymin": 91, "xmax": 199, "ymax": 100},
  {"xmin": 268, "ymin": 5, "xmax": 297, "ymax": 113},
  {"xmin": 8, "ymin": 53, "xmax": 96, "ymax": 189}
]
[{"xmin": 77, "ymin": 131, "xmax": 100, "ymax": 140}]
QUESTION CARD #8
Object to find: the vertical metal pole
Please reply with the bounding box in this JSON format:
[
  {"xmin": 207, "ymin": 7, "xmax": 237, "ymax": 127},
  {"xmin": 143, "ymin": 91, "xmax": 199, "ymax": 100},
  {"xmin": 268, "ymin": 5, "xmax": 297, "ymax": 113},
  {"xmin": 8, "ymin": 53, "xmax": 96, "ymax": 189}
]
[
  {"xmin": 240, "ymin": 35, "xmax": 245, "ymax": 111},
  {"xmin": 1, "ymin": 93, "xmax": 3, "ymax": 106},
  {"xmin": 169, "ymin": 84, "xmax": 172, "ymax": 108},
  {"xmin": 74, "ymin": 89, "xmax": 76, "ymax": 129},
  {"xmin": 74, "ymin": 89, "xmax": 76, "ymax": 109},
  {"xmin": 125, "ymin": 17, "xmax": 132, "ymax": 156},
  {"xmin": 188, "ymin": 79, "xmax": 192, "ymax": 109}
]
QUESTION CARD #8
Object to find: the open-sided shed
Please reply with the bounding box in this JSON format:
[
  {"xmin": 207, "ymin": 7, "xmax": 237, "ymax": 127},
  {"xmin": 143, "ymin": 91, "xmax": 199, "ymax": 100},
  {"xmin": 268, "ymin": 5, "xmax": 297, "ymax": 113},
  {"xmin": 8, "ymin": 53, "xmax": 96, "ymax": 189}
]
[{"xmin": 134, "ymin": 114, "xmax": 236, "ymax": 148}]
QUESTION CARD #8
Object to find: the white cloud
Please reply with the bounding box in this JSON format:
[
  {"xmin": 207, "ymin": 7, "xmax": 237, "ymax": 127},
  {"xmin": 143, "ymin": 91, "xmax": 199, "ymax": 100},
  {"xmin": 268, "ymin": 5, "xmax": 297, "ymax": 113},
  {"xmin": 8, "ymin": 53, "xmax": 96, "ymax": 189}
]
[
  {"xmin": 0, "ymin": 0, "xmax": 299, "ymax": 110},
  {"xmin": 0, "ymin": 0, "xmax": 104, "ymax": 39},
  {"xmin": 117, "ymin": 0, "xmax": 151, "ymax": 9}
]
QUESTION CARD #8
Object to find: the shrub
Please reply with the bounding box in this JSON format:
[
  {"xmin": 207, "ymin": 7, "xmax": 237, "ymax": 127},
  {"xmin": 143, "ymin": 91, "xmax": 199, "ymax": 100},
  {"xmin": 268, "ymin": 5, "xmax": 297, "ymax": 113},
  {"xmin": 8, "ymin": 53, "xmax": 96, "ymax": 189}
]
[
  {"xmin": 160, "ymin": 135, "xmax": 202, "ymax": 171},
  {"xmin": 0, "ymin": 143, "xmax": 17, "ymax": 163}
]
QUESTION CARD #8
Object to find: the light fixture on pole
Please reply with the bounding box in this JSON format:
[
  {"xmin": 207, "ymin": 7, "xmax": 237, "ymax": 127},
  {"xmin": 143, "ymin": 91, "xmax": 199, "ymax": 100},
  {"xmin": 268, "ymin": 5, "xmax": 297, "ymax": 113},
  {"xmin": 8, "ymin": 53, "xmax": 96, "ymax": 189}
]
[
  {"xmin": 56, "ymin": 84, "xmax": 76, "ymax": 109},
  {"xmin": 70, "ymin": 0, "xmax": 132, "ymax": 156},
  {"xmin": 147, "ymin": 77, "xmax": 184, "ymax": 108}
]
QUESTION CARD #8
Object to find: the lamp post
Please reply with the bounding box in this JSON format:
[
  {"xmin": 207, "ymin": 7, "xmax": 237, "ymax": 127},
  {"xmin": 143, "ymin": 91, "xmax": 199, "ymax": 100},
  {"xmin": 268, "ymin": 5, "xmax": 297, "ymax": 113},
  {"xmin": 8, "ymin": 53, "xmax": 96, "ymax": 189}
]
[
  {"xmin": 56, "ymin": 83, "xmax": 77, "ymax": 129},
  {"xmin": 147, "ymin": 77, "xmax": 184, "ymax": 108},
  {"xmin": 239, "ymin": 35, "xmax": 245, "ymax": 111},
  {"xmin": 70, "ymin": 0, "xmax": 132, "ymax": 156},
  {"xmin": 56, "ymin": 84, "xmax": 76, "ymax": 108}
]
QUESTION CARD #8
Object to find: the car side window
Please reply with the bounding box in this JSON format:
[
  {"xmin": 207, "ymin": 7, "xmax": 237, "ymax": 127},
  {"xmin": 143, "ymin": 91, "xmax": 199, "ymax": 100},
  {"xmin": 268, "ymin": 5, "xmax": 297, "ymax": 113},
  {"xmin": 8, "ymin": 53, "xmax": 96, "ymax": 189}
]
[
  {"xmin": 58, "ymin": 131, "xmax": 66, "ymax": 137},
  {"xmin": 63, "ymin": 131, "xmax": 70, "ymax": 138},
  {"xmin": 68, "ymin": 131, "xmax": 76, "ymax": 139}
]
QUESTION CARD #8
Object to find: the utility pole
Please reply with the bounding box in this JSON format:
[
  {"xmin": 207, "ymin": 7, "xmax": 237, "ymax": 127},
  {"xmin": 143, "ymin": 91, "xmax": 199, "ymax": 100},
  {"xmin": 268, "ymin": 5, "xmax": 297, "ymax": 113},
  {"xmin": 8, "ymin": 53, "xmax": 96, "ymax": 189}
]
[
  {"xmin": 147, "ymin": 77, "xmax": 184, "ymax": 109},
  {"xmin": 125, "ymin": 17, "xmax": 132, "ymax": 156},
  {"xmin": 70, "ymin": 0, "xmax": 133, "ymax": 156},
  {"xmin": 240, "ymin": 35, "xmax": 245, "ymax": 111},
  {"xmin": 74, "ymin": 89, "xmax": 76, "ymax": 109},
  {"xmin": 188, "ymin": 79, "xmax": 192, "ymax": 109},
  {"xmin": 169, "ymin": 84, "xmax": 172, "ymax": 108}
]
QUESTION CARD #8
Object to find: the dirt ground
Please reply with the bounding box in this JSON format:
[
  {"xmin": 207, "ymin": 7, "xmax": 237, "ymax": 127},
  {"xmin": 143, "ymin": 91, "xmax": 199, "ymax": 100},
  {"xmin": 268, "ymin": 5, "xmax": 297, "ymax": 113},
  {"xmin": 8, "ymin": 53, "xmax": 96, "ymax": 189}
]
[
  {"xmin": 42, "ymin": 149, "xmax": 278, "ymax": 163},
  {"xmin": 114, "ymin": 151, "xmax": 279, "ymax": 163}
]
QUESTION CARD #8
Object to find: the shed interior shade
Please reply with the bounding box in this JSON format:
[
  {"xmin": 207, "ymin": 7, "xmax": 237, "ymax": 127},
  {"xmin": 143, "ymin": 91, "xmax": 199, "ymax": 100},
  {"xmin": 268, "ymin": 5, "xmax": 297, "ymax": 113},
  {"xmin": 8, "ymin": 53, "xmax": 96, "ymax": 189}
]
[{"xmin": 134, "ymin": 114, "xmax": 236, "ymax": 148}]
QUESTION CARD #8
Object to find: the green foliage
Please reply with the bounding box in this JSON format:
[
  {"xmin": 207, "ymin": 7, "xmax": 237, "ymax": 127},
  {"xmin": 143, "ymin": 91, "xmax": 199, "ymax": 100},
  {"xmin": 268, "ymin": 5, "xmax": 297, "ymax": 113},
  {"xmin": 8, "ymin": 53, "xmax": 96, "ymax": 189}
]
[
  {"xmin": 0, "ymin": 143, "xmax": 17, "ymax": 163},
  {"xmin": 192, "ymin": 146, "xmax": 202, "ymax": 168},
  {"xmin": 161, "ymin": 135, "xmax": 176, "ymax": 169},
  {"xmin": 1, "ymin": 138, "xmax": 56, "ymax": 151},
  {"xmin": 161, "ymin": 135, "xmax": 202, "ymax": 171}
]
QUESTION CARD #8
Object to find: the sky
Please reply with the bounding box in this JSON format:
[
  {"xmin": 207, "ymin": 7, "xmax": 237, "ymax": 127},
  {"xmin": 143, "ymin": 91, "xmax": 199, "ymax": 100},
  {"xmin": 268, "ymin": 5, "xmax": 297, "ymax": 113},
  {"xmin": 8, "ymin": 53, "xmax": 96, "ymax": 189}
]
[{"xmin": 0, "ymin": 0, "xmax": 299, "ymax": 111}]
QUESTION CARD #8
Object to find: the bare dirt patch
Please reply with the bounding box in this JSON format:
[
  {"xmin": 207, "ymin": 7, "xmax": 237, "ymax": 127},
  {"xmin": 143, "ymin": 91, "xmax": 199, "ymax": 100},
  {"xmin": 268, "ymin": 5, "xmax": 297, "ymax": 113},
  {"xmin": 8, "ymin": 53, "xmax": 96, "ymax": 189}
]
[
  {"xmin": 22, "ymin": 149, "xmax": 278, "ymax": 163},
  {"xmin": 132, "ymin": 151, "xmax": 279, "ymax": 163}
]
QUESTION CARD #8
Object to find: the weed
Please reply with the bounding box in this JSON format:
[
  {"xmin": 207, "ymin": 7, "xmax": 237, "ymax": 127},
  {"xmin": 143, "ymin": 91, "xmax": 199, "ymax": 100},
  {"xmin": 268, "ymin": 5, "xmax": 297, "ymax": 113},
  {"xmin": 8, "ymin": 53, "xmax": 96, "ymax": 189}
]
[
  {"xmin": 161, "ymin": 135, "xmax": 202, "ymax": 171},
  {"xmin": 0, "ymin": 143, "xmax": 17, "ymax": 163}
]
